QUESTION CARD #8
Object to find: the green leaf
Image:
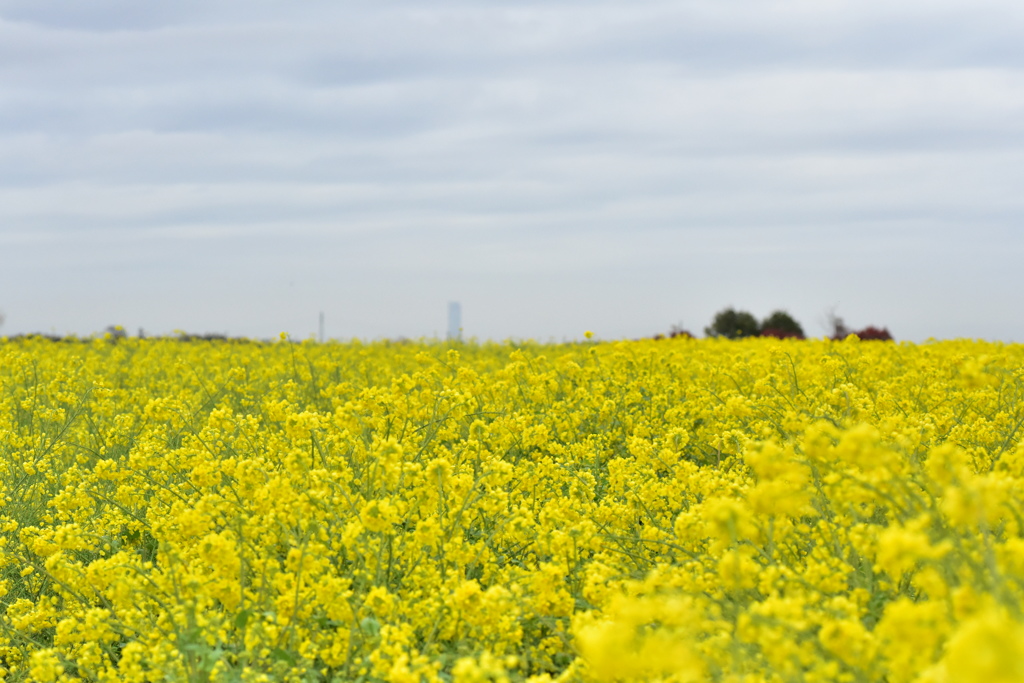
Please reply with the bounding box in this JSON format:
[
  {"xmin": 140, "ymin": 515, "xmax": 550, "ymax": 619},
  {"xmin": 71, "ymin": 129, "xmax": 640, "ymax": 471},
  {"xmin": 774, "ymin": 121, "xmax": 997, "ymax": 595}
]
[
  {"xmin": 270, "ymin": 647, "xmax": 296, "ymax": 665},
  {"xmin": 234, "ymin": 609, "xmax": 253, "ymax": 629}
]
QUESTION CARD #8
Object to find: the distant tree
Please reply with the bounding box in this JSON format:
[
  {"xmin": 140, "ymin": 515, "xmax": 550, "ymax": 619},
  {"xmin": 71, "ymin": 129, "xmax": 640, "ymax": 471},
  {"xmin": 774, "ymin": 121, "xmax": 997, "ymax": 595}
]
[
  {"xmin": 826, "ymin": 310, "xmax": 851, "ymax": 339},
  {"xmin": 705, "ymin": 308, "xmax": 760, "ymax": 339},
  {"xmin": 105, "ymin": 325, "xmax": 127, "ymax": 340},
  {"xmin": 652, "ymin": 322, "xmax": 695, "ymax": 341},
  {"xmin": 668, "ymin": 323, "xmax": 693, "ymax": 339},
  {"xmin": 825, "ymin": 310, "xmax": 894, "ymax": 341},
  {"xmin": 760, "ymin": 310, "xmax": 805, "ymax": 339}
]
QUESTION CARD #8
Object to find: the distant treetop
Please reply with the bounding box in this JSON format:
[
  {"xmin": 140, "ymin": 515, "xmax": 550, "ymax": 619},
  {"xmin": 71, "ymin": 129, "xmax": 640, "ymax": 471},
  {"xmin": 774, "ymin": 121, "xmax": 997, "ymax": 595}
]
[
  {"xmin": 704, "ymin": 308, "xmax": 761, "ymax": 339},
  {"xmin": 703, "ymin": 307, "xmax": 806, "ymax": 340},
  {"xmin": 696, "ymin": 307, "xmax": 893, "ymax": 341},
  {"xmin": 760, "ymin": 310, "xmax": 805, "ymax": 339}
]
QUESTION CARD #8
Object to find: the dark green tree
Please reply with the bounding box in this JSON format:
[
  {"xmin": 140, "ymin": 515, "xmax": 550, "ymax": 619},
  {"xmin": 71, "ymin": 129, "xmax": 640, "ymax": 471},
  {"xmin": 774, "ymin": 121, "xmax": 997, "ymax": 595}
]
[
  {"xmin": 760, "ymin": 310, "xmax": 805, "ymax": 338},
  {"xmin": 704, "ymin": 308, "xmax": 760, "ymax": 339}
]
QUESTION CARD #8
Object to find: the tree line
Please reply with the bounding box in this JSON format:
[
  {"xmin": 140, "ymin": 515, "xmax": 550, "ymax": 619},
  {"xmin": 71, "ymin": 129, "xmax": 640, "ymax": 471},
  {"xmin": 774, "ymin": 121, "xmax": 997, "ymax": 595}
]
[{"xmin": 657, "ymin": 308, "xmax": 893, "ymax": 341}]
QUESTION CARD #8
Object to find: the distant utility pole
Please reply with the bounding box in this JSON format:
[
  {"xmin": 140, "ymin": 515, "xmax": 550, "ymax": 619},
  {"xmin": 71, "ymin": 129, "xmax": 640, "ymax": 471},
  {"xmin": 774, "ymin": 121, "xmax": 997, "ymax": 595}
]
[
  {"xmin": 447, "ymin": 302, "xmax": 462, "ymax": 341},
  {"xmin": 319, "ymin": 311, "xmax": 325, "ymax": 343}
]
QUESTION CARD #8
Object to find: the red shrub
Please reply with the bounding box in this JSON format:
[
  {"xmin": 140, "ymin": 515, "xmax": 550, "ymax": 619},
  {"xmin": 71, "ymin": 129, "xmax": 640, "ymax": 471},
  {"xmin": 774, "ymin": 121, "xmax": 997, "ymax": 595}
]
[{"xmin": 854, "ymin": 326, "xmax": 893, "ymax": 341}]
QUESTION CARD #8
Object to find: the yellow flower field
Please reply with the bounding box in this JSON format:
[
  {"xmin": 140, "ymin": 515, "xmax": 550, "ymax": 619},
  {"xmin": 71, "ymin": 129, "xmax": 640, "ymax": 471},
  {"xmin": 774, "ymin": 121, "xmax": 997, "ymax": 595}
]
[{"xmin": 1, "ymin": 335, "xmax": 1023, "ymax": 682}]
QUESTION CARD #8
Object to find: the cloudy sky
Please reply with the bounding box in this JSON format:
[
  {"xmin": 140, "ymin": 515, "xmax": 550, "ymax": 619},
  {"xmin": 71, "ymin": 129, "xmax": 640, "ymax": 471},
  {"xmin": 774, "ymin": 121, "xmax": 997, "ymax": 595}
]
[{"xmin": 1, "ymin": 0, "xmax": 1022, "ymax": 342}]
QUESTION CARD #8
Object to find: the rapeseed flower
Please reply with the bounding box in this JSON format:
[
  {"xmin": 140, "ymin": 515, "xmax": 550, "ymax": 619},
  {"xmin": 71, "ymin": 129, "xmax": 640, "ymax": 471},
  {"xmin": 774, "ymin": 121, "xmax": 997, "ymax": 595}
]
[{"xmin": 0, "ymin": 336, "xmax": 1022, "ymax": 680}]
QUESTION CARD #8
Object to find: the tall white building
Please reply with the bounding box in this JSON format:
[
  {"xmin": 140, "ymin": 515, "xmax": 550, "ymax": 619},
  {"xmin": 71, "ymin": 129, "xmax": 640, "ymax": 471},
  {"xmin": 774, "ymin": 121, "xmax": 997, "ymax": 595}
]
[{"xmin": 447, "ymin": 302, "xmax": 462, "ymax": 341}]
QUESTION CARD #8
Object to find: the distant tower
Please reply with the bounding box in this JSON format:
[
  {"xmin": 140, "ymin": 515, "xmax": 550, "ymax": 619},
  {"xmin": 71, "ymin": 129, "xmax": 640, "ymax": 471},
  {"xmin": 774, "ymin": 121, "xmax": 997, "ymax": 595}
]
[
  {"xmin": 447, "ymin": 302, "xmax": 462, "ymax": 341},
  {"xmin": 319, "ymin": 311, "xmax": 325, "ymax": 343}
]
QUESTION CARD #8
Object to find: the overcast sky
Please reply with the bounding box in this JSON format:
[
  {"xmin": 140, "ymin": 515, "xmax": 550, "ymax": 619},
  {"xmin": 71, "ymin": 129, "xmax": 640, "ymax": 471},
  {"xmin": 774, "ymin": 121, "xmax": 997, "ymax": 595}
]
[{"xmin": 1, "ymin": 0, "xmax": 1022, "ymax": 342}]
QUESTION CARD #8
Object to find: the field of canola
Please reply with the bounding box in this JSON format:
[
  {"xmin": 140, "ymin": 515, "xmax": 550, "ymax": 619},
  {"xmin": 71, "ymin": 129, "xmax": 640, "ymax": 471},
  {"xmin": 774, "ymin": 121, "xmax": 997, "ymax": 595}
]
[{"xmin": 1, "ymin": 335, "xmax": 1023, "ymax": 682}]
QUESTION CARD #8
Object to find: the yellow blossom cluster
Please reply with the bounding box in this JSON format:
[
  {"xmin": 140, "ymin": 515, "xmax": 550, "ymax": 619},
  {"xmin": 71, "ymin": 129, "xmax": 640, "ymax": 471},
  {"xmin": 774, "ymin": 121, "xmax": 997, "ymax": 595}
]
[{"xmin": 0, "ymin": 334, "xmax": 1023, "ymax": 682}]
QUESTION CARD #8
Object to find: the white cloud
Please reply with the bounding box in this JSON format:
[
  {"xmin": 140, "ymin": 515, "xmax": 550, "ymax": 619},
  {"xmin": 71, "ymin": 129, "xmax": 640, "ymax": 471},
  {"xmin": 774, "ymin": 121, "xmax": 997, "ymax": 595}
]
[{"xmin": 1, "ymin": 0, "xmax": 1023, "ymax": 340}]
